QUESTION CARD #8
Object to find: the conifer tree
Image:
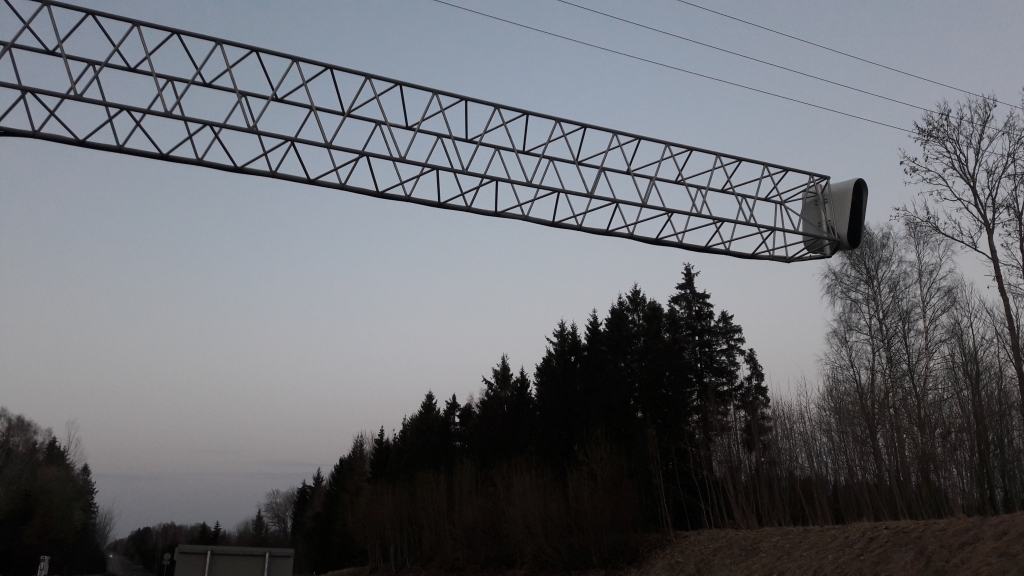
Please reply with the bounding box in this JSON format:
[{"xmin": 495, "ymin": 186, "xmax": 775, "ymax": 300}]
[
  {"xmin": 77, "ymin": 463, "xmax": 100, "ymax": 535},
  {"xmin": 579, "ymin": 309, "xmax": 609, "ymax": 439},
  {"xmin": 43, "ymin": 435, "xmax": 67, "ymax": 465},
  {"xmin": 442, "ymin": 394, "xmax": 462, "ymax": 454},
  {"xmin": 394, "ymin": 391, "xmax": 450, "ymax": 474},
  {"xmin": 457, "ymin": 397, "xmax": 477, "ymax": 450},
  {"xmin": 291, "ymin": 469, "xmax": 325, "ymax": 571},
  {"xmin": 600, "ymin": 286, "xmax": 665, "ymax": 444},
  {"xmin": 195, "ymin": 522, "xmax": 211, "ymax": 545},
  {"xmin": 470, "ymin": 355, "xmax": 537, "ymax": 464},
  {"xmin": 736, "ymin": 349, "xmax": 771, "ymax": 454},
  {"xmin": 310, "ymin": 438, "xmax": 368, "ymax": 571},
  {"xmin": 667, "ymin": 265, "xmax": 746, "ymax": 445},
  {"xmin": 661, "ymin": 265, "xmax": 751, "ymax": 528},
  {"xmin": 369, "ymin": 427, "xmax": 393, "ymax": 482},
  {"xmin": 252, "ymin": 508, "xmax": 268, "ymax": 546},
  {"xmin": 290, "ymin": 481, "xmax": 312, "ymax": 570},
  {"xmin": 534, "ymin": 320, "xmax": 585, "ymax": 468}
]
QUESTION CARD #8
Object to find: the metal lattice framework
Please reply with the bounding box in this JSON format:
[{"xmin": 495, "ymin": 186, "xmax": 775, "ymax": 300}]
[{"xmin": 0, "ymin": 0, "xmax": 840, "ymax": 261}]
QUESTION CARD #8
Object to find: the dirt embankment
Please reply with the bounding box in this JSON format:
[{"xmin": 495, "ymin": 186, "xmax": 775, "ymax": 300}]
[
  {"xmin": 360, "ymin": 512, "xmax": 1024, "ymax": 576},
  {"xmin": 637, "ymin": 512, "xmax": 1024, "ymax": 576}
]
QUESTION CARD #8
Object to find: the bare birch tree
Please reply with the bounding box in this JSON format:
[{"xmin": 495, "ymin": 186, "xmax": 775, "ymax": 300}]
[
  {"xmin": 898, "ymin": 95, "xmax": 1024, "ymax": 424},
  {"xmin": 263, "ymin": 487, "xmax": 297, "ymax": 538}
]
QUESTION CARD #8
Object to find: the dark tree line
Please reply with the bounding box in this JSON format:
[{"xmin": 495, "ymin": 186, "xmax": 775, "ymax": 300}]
[
  {"xmin": 110, "ymin": 520, "xmax": 227, "ymax": 576},
  {"xmin": 0, "ymin": 410, "xmax": 109, "ymax": 576},
  {"xmin": 112, "ymin": 489, "xmax": 299, "ymax": 575},
  {"xmin": 287, "ymin": 265, "xmax": 770, "ymax": 570}
]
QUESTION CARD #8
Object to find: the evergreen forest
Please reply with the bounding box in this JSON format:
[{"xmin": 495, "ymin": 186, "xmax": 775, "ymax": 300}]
[
  {"xmin": 0, "ymin": 410, "xmax": 111, "ymax": 575},
  {"xmin": 283, "ymin": 264, "xmax": 772, "ymax": 570}
]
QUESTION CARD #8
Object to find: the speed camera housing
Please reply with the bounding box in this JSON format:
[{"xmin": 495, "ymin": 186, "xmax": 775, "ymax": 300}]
[{"xmin": 801, "ymin": 178, "xmax": 868, "ymax": 256}]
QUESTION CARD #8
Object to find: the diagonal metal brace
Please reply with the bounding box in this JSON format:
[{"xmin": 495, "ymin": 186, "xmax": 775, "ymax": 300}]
[{"xmin": 0, "ymin": 0, "xmax": 845, "ymax": 261}]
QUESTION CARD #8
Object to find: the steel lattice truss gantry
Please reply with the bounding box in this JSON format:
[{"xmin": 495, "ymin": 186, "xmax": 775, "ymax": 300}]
[{"xmin": 0, "ymin": 0, "xmax": 840, "ymax": 261}]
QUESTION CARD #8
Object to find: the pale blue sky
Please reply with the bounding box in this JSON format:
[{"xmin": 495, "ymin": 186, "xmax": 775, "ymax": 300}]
[{"xmin": 2, "ymin": 0, "xmax": 1021, "ymax": 537}]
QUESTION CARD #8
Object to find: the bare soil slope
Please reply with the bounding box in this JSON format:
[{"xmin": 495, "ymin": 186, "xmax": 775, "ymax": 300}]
[
  {"xmin": 640, "ymin": 512, "xmax": 1024, "ymax": 576},
  {"xmin": 340, "ymin": 513, "xmax": 1024, "ymax": 576}
]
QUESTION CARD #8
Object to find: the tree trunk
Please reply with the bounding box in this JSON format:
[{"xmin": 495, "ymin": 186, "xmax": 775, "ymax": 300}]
[{"xmin": 985, "ymin": 229, "xmax": 1024, "ymax": 426}]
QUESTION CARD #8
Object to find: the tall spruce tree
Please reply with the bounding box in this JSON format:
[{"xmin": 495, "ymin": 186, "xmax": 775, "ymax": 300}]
[
  {"xmin": 599, "ymin": 286, "xmax": 666, "ymax": 445},
  {"xmin": 194, "ymin": 522, "xmax": 211, "ymax": 545},
  {"xmin": 666, "ymin": 265, "xmax": 746, "ymax": 446},
  {"xmin": 736, "ymin": 349, "xmax": 771, "ymax": 454},
  {"xmin": 534, "ymin": 321, "xmax": 585, "ymax": 468},
  {"xmin": 579, "ymin": 309, "xmax": 611, "ymax": 441},
  {"xmin": 469, "ymin": 355, "xmax": 536, "ymax": 465},
  {"xmin": 290, "ymin": 480, "xmax": 313, "ymax": 571},
  {"xmin": 442, "ymin": 394, "xmax": 462, "ymax": 456},
  {"xmin": 253, "ymin": 508, "xmax": 268, "ymax": 546},
  {"xmin": 662, "ymin": 264, "xmax": 750, "ymax": 528},
  {"xmin": 368, "ymin": 427, "xmax": 393, "ymax": 482},
  {"xmin": 291, "ymin": 468, "xmax": 325, "ymax": 572},
  {"xmin": 310, "ymin": 438, "xmax": 368, "ymax": 571},
  {"xmin": 393, "ymin": 391, "xmax": 452, "ymax": 474}
]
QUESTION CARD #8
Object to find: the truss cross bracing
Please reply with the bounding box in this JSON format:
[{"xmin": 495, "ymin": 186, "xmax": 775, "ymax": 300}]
[{"xmin": 0, "ymin": 0, "xmax": 840, "ymax": 262}]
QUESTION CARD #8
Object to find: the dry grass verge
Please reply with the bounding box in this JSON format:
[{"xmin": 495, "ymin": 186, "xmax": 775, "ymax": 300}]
[
  {"xmin": 640, "ymin": 512, "xmax": 1024, "ymax": 576},
  {"xmin": 374, "ymin": 512, "xmax": 1024, "ymax": 576}
]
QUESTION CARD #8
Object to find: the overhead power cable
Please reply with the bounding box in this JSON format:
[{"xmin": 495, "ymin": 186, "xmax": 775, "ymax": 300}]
[
  {"xmin": 552, "ymin": 2, "xmax": 1011, "ymax": 136},
  {"xmin": 672, "ymin": 0, "xmax": 1022, "ymax": 112},
  {"xmin": 428, "ymin": 0, "xmax": 909, "ymax": 133},
  {"xmin": 553, "ymin": 0, "xmax": 932, "ymax": 115}
]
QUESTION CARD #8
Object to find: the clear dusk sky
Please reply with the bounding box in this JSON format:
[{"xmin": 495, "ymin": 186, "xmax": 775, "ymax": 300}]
[{"xmin": 2, "ymin": 0, "xmax": 1022, "ymax": 537}]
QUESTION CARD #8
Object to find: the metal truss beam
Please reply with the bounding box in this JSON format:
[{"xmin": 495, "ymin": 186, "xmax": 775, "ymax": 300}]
[{"xmin": 0, "ymin": 0, "xmax": 841, "ymax": 261}]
